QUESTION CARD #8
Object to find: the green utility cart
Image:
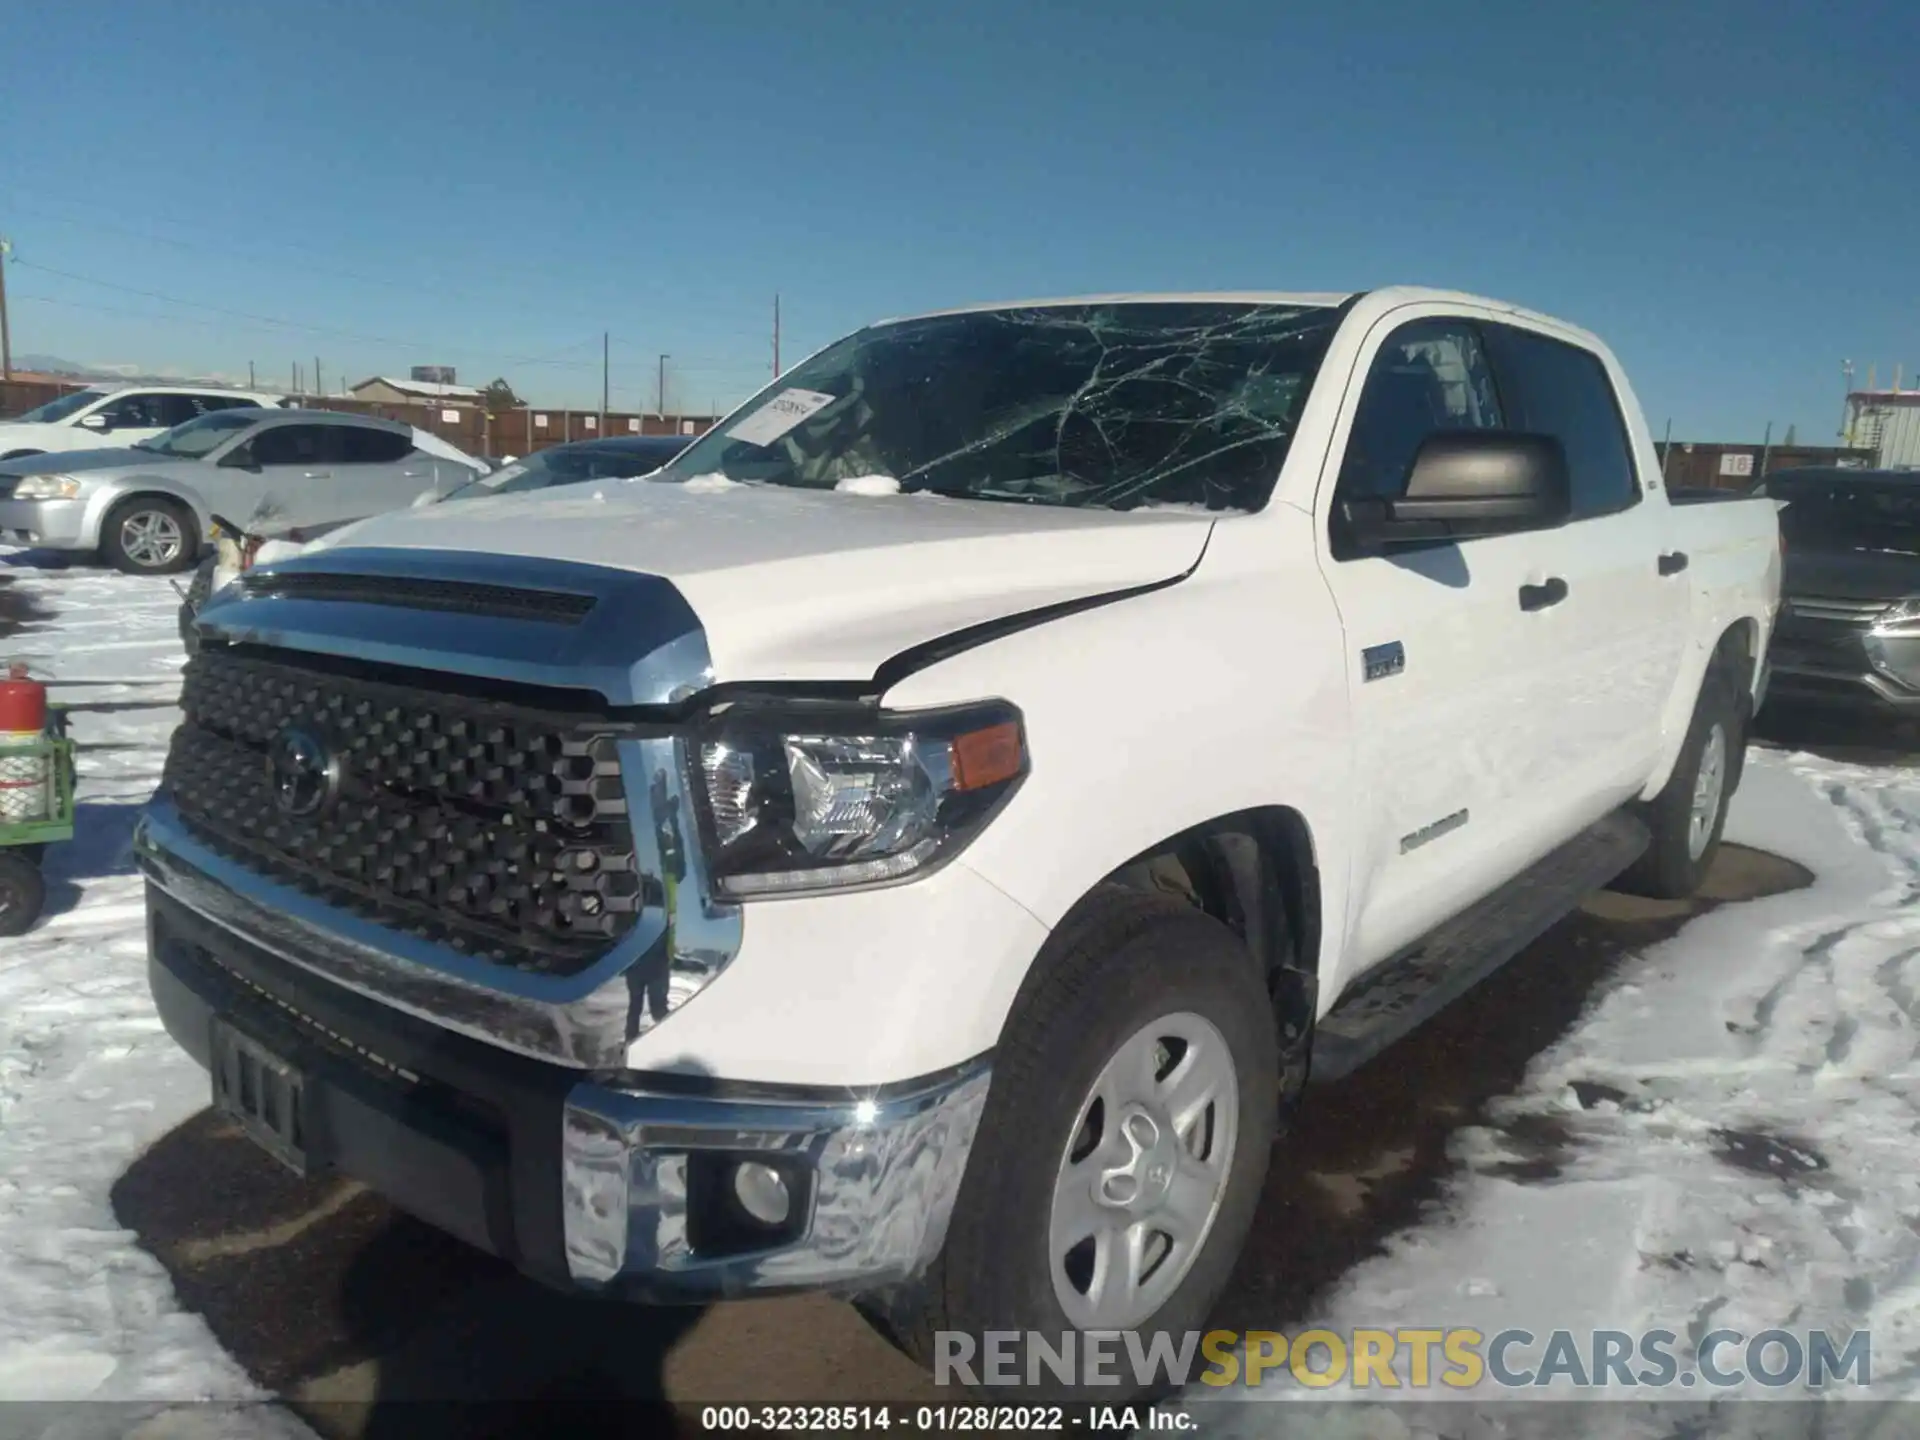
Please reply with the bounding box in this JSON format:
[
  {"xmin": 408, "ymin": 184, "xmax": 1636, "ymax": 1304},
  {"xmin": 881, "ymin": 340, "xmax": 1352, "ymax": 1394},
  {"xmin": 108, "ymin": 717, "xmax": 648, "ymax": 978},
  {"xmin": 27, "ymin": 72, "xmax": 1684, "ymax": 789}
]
[{"xmin": 0, "ymin": 708, "xmax": 76, "ymax": 936}]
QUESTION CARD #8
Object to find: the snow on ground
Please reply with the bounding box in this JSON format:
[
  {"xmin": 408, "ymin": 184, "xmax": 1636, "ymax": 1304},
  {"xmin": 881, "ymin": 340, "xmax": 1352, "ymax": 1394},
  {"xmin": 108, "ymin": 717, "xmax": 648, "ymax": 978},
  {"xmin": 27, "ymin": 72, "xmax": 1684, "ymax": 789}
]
[
  {"xmin": 1200, "ymin": 753, "xmax": 1920, "ymax": 1434},
  {"xmin": 6, "ymin": 556, "xmax": 1920, "ymax": 1437},
  {"xmin": 0, "ymin": 560, "xmax": 311, "ymax": 1436}
]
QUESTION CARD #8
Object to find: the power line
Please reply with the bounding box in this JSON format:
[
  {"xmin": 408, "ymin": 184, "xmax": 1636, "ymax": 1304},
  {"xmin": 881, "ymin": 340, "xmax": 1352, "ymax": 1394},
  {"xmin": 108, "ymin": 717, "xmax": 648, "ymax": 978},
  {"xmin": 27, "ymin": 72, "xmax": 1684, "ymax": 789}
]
[
  {"xmin": 5, "ymin": 188, "xmax": 789, "ymax": 346},
  {"xmin": 2, "ymin": 189, "xmax": 637, "ymax": 328},
  {"xmin": 9, "ymin": 260, "xmax": 608, "ymax": 370}
]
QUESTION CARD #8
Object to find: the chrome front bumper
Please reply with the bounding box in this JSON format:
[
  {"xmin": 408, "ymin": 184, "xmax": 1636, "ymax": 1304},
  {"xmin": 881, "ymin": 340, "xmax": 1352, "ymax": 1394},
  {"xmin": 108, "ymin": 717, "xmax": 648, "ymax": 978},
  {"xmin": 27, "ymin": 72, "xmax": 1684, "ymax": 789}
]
[
  {"xmin": 561, "ymin": 1062, "xmax": 990, "ymax": 1297},
  {"xmin": 0, "ymin": 497, "xmax": 97, "ymax": 550},
  {"xmin": 141, "ymin": 800, "xmax": 990, "ymax": 1299}
]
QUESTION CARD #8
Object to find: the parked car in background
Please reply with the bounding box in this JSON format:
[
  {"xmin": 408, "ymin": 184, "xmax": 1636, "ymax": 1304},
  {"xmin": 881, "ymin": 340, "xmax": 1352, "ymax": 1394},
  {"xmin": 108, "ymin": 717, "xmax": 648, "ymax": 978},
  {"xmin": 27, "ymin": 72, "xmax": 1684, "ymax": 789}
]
[
  {"xmin": 0, "ymin": 409, "xmax": 484, "ymax": 574},
  {"xmin": 145, "ymin": 287, "xmax": 1780, "ymax": 1396},
  {"xmin": 0, "ymin": 385, "xmax": 286, "ymax": 460},
  {"xmin": 1760, "ymin": 466, "xmax": 1920, "ymax": 716},
  {"xmin": 173, "ymin": 433, "xmax": 692, "ymax": 646}
]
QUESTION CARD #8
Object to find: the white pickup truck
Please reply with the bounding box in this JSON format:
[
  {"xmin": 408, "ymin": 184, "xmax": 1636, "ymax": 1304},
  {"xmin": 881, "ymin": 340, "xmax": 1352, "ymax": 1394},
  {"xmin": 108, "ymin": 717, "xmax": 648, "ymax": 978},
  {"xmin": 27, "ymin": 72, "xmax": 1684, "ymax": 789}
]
[{"xmin": 140, "ymin": 287, "xmax": 1779, "ymax": 1391}]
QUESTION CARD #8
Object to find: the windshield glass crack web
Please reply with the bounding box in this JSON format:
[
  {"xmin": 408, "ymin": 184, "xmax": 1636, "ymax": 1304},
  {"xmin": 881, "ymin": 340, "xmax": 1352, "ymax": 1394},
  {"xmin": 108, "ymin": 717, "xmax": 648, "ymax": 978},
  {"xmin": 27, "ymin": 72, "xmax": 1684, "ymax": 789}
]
[{"xmin": 665, "ymin": 301, "xmax": 1342, "ymax": 513}]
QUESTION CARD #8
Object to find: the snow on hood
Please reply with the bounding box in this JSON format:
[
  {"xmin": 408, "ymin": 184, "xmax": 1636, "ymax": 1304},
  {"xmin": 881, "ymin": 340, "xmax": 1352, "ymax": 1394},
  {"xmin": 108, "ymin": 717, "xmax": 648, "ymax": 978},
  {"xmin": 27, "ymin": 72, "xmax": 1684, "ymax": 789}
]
[{"xmin": 302, "ymin": 476, "xmax": 1215, "ymax": 683}]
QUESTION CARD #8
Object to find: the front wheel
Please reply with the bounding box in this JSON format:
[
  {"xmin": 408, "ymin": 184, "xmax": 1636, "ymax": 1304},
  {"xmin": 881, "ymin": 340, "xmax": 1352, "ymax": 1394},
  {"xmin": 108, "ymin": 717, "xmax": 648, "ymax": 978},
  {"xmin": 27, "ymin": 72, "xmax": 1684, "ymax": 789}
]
[
  {"xmin": 1616, "ymin": 667, "xmax": 1742, "ymax": 899},
  {"xmin": 102, "ymin": 496, "xmax": 198, "ymax": 575},
  {"xmin": 879, "ymin": 889, "xmax": 1279, "ymax": 1399},
  {"xmin": 0, "ymin": 851, "xmax": 47, "ymax": 937}
]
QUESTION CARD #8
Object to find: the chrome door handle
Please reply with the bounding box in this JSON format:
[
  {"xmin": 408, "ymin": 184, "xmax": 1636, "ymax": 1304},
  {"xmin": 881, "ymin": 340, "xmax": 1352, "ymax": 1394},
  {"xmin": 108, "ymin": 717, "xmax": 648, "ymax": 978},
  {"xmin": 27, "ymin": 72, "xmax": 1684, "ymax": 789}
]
[{"xmin": 302, "ymin": 471, "xmax": 331, "ymax": 479}]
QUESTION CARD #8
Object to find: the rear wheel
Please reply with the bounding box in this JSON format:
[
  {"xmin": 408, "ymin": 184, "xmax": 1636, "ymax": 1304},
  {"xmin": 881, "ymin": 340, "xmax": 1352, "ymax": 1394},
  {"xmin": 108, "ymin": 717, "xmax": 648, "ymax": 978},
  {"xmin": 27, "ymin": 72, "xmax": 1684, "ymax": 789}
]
[
  {"xmin": 1616, "ymin": 666, "xmax": 1742, "ymax": 899},
  {"xmin": 873, "ymin": 889, "xmax": 1279, "ymax": 1400},
  {"xmin": 102, "ymin": 496, "xmax": 197, "ymax": 575},
  {"xmin": 0, "ymin": 852, "xmax": 47, "ymax": 937}
]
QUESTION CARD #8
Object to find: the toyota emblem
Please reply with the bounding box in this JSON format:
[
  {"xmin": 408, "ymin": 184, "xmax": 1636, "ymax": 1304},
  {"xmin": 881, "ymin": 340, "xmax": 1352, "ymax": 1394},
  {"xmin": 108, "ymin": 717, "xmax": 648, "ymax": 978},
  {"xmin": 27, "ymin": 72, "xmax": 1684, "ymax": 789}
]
[{"xmin": 268, "ymin": 727, "xmax": 337, "ymax": 817}]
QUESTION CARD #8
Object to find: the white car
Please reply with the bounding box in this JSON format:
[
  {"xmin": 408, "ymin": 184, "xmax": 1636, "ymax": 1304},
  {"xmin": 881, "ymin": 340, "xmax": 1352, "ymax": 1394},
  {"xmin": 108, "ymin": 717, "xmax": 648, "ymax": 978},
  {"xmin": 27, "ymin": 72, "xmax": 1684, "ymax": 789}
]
[
  {"xmin": 141, "ymin": 287, "xmax": 1781, "ymax": 1397},
  {"xmin": 0, "ymin": 384, "xmax": 287, "ymax": 460}
]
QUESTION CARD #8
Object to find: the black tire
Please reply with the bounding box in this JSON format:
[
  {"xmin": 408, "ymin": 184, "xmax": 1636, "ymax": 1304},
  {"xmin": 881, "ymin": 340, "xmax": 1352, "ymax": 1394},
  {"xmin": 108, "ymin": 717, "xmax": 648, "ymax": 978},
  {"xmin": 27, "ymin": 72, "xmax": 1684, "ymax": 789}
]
[
  {"xmin": 875, "ymin": 887, "xmax": 1280, "ymax": 1401},
  {"xmin": 1615, "ymin": 665, "xmax": 1743, "ymax": 899},
  {"xmin": 101, "ymin": 495, "xmax": 198, "ymax": 575},
  {"xmin": 0, "ymin": 851, "xmax": 46, "ymax": 937}
]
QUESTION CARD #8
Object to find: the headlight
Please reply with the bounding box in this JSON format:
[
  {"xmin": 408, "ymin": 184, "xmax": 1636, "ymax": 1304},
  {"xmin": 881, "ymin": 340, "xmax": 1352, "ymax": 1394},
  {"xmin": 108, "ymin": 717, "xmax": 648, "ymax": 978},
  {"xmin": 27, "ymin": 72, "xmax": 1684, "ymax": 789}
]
[
  {"xmin": 1871, "ymin": 597, "xmax": 1920, "ymax": 636},
  {"xmin": 11, "ymin": 474, "xmax": 81, "ymax": 500},
  {"xmin": 690, "ymin": 697, "xmax": 1028, "ymax": 898}
]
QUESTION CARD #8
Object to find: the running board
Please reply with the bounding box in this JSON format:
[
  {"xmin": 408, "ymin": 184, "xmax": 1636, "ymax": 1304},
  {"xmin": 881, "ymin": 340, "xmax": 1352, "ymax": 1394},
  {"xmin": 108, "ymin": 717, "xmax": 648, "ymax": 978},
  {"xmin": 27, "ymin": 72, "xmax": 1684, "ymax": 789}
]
[{"xmin": 1309, "ymin": 811, "xmax": 1651, "ymax": 1085}]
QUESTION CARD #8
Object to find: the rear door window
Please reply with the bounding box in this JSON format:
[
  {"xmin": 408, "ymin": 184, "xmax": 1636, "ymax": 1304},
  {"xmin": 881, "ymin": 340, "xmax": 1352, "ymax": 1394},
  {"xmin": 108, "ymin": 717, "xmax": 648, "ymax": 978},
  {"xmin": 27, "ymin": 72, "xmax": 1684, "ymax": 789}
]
[
  {"xmin": 337, "ymin": 427, "xmax": 414, "ymax": 464},
  {"xmin": 251, "ymin": 424, "xmax": 340, "ymax": 468},
  {"xmin": 1483, "ymin": 325, "xmax": 1640, "ymax": 520}
]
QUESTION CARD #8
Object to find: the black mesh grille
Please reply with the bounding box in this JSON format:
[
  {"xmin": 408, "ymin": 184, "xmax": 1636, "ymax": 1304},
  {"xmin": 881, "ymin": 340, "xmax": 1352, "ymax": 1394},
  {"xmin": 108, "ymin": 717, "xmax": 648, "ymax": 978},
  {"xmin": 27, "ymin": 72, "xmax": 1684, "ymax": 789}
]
[
  {"xmin": 161, "ymin": 649, "xmax": 645, "ymax": 977},
  {"xmin": 236, "ymin": 571, "xmax": 597, "ymax": 623}
]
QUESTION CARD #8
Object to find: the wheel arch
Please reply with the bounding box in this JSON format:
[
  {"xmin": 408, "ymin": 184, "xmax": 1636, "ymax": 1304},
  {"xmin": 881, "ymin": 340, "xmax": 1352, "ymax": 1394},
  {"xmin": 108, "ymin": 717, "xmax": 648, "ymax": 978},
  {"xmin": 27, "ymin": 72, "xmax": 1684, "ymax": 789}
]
[
  {"xmin": 1092, "ymin": 804, "xmax": 1321, "ymax": 1088},
  {"xmin": 1642, "ymin": 616, "xmax": 1765, "ymax": 801}
]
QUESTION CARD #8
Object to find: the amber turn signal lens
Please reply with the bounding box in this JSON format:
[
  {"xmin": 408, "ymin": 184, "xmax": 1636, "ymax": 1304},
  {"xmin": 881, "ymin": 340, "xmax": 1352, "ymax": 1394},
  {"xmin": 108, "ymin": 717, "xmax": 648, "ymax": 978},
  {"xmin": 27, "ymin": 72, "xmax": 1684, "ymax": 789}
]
[{"xmin": 950, "ymin": 721, "xmax": 1024, "ymax": 793}]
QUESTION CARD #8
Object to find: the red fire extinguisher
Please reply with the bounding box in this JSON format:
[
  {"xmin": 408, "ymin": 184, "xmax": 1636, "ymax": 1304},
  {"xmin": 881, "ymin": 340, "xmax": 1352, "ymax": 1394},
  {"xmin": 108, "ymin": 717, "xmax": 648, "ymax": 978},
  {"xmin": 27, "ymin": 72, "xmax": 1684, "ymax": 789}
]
[{"xmin": 0, "ymin": 662, "xmax": 52, "ymax": 823}]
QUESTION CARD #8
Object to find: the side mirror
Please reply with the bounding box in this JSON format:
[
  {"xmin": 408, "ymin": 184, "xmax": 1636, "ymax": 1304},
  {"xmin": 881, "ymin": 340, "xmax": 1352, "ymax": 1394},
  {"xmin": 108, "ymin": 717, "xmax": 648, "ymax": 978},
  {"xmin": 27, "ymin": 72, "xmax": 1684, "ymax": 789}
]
[
  {"xmin": 79, "ymin": 413, "xmax": 110, "ymax": 432},
  {"xmin": 1341, "ymin": 431, "xmax": 1572, "ymax": 550},
  {"xmin": 219, "ymin": 448, "xmax": 260, "ymax": 471}
]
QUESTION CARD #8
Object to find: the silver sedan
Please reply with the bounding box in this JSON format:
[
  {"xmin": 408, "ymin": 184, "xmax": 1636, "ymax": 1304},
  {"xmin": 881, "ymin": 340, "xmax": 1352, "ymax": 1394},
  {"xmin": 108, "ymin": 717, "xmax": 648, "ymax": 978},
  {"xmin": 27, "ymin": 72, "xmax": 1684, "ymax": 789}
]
[{"xmin": 0, "ymin": 409, "xmax": 484, "ymax": 574}]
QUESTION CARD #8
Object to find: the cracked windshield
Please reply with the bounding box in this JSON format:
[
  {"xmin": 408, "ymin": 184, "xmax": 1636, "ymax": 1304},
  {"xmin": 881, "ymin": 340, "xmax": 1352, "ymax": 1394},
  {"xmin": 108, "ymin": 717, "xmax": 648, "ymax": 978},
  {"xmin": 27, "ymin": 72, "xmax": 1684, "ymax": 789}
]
[{"xmin": 662, "ymin": 302, "xmax": 1340, "ymax": 511}]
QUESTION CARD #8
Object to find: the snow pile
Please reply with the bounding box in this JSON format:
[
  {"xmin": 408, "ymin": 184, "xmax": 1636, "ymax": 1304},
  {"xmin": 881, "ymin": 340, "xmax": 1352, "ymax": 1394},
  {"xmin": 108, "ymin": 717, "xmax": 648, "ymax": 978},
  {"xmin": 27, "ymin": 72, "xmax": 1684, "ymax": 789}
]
[
  {"xmin": 0, "ymin": 561, "xmax": 309, "ymax": 1432},
  {"xmin": 834, "ymin": 475, "xmax": 902, "ymax": 496},
  {"xmin": 679, "ymin": 472, "xmax": 743, "ymax": 494},
  {"xmin": 1197, "ymin": 754, "xmax": 1920, "ymax": 1432}
]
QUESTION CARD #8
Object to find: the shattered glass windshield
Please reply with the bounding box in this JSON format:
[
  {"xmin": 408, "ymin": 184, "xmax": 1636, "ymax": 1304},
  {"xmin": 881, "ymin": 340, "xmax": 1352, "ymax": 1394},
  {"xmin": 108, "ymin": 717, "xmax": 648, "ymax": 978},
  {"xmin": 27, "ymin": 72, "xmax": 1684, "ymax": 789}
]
[{"xmin": 656, "ymin": 301, "xmax": 1342, "ymax": 512}]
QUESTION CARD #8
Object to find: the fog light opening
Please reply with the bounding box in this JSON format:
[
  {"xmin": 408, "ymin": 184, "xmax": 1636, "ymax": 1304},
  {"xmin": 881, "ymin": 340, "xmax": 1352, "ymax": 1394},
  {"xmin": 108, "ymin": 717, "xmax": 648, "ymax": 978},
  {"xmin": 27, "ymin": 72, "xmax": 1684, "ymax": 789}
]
[{"xmin": 732, "ymin": 1160, "xmax": 792, "ymax": 1227}]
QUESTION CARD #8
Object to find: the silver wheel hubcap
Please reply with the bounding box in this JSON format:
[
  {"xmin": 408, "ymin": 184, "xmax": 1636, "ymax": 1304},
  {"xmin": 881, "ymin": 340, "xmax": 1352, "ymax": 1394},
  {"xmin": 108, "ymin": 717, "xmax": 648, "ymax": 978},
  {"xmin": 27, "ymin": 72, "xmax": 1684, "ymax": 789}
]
[
  {"xmin": 121, "ymin": 511, "xmax": 183, "ymax": 568},
  {"xmin": 1048, "ymin": 1012, "xmax": 1239, "ymax": 1330},
  {"xmin": 1689, "ymin": 721, "xmax": 1728, "ymax": 861}
]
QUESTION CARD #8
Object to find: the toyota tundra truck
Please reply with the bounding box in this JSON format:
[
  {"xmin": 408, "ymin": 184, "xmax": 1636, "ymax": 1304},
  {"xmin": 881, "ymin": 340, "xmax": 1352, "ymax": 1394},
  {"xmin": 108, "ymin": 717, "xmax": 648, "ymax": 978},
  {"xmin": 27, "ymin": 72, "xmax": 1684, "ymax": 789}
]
[{"xmin": 139, "ymin": 287, "xmax": 1780, "ymax": 1388}]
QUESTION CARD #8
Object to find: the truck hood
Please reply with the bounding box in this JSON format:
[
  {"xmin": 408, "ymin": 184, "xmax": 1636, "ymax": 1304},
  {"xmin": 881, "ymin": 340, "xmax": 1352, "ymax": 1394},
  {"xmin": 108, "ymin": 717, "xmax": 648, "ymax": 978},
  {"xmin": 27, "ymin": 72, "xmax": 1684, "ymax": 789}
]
[{"xmin": 305, "ymin": 476, "xmax": 1216, "ymax": 683}]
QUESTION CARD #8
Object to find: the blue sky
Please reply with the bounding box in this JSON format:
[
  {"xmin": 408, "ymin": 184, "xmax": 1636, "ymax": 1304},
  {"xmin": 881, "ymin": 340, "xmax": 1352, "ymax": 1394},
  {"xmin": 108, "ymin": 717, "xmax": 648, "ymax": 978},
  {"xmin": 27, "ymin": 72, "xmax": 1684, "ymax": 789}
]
[{"xmin": 2, "ymin": 0, "xmax": 1912, "ymax": 438}]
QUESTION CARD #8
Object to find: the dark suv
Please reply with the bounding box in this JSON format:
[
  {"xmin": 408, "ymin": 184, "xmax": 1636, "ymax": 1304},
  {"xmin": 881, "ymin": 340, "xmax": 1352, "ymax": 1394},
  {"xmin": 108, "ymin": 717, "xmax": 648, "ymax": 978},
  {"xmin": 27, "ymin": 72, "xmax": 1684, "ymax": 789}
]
[{"xmin": 1762, "ymin": 466, "xmax": 1920, "ymax": 715}]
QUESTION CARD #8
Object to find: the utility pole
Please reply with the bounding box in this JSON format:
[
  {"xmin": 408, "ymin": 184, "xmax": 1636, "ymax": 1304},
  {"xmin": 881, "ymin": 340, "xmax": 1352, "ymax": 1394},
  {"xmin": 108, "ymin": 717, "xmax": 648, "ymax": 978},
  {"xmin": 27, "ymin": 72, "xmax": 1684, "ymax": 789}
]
[
  {"xmin": 658, "ymin": 353, "xmax": 670, "ymax": 422},
  {"xmin": 1840, "ymin": 360, "xmax": 1855, "ymax": 443},
  {"xmin": 0, "ymin": 236, "xmax": 13, "ymax": 381},
  {"xmin": 248, "ymin": 360, "xmax": 256, "ymax": 389},
  {"xmin": 773, "ymin": 292, "xmax": 781, "ymax": 378},
  {"xmin": 1757, "ymin": 420, "xmax": 1773, "ymax": 482},
  {"xmin": 600, "ymin": 331, "xmax": 609, "ymax": 432},
  {"xmin": 314, "ymin": 357, "xmax": 323, "ymax": 397}
]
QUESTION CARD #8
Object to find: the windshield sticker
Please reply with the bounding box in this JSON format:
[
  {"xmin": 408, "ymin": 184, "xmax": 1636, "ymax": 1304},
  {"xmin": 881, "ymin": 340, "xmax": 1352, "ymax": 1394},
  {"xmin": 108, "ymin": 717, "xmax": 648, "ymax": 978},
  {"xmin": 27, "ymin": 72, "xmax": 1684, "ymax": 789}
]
[{"xmin": 725, "ymin": 388, "xmax": 836, "ymax": 447}]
